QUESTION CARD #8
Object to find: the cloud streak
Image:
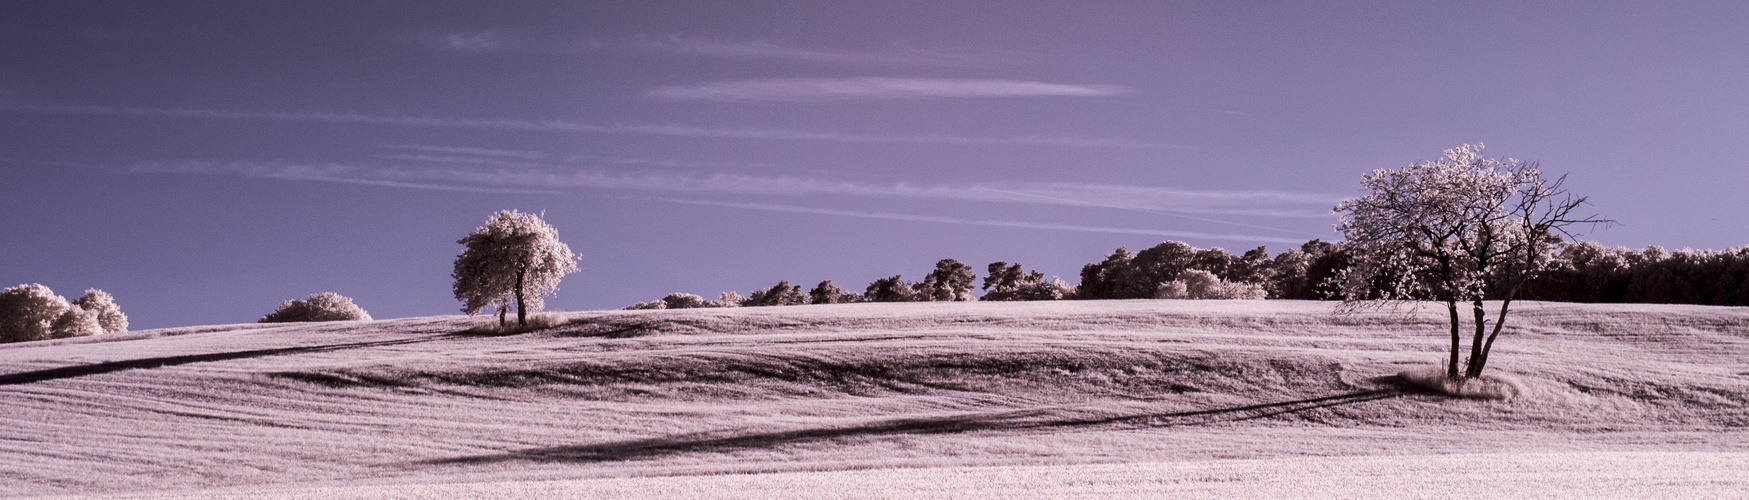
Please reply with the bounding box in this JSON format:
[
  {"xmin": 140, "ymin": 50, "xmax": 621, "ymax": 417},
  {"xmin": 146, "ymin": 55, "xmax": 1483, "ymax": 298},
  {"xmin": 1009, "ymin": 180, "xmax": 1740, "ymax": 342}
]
[
  {"xmin": 1, "ymin": 103, "xmax": 1165, "ymax": 148},
  {"xmin": 412, "ymin": 31, "xmax": 993, "ymax": 67},
  {"xmin": 633, "ymin": 35, "xmax": 990, "ymax": 67},
  {"xmin": 129, "ymin": 158, "xmax": 1337, "ymax": 237},
  {"xmin": 386, "ymin": 144, "xmax": 549, "ymax": 160},
  {"xmin": 128, "ymin": 161, "xmax": 562, "ymax": 195},
  {"xmin": 648, "ymin": 77, "xmax": 1126, "ymax": 102}
]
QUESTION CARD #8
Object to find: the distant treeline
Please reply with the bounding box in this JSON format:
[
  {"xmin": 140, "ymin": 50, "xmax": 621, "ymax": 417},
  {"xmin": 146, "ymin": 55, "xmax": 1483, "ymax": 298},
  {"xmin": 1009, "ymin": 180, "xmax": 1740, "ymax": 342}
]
[
  {"xmin": 628, "ymin": 239, "xmax": 1749, "ymax": 309},
  {"xmin": 1083, "ymin": 239, "xmax": 1749, "ymax": 306}
]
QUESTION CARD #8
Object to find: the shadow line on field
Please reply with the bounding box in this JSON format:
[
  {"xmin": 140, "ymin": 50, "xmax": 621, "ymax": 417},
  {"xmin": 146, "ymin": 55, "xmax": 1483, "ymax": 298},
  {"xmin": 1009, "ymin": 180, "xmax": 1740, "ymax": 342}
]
[
  {"xmin": 423, "ymin": 387, "xmax": 1407, "ymax": 466},
  {"xmin": 0, "ymin": 337, "xmax": 436, "ymax": 386}
]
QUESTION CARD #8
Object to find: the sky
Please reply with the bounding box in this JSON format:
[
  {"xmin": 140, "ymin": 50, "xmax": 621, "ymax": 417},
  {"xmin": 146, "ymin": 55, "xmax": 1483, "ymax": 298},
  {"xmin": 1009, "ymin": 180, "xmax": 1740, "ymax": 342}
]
[{"xmin": 3, "ymin": 1, "xmax": 1747, "ymax": 329}]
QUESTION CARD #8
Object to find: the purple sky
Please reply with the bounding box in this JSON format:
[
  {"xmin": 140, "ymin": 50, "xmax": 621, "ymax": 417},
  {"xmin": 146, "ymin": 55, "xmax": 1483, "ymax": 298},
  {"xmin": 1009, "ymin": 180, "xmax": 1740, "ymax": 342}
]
[{"xmin": 3, "ymin": 1, "xmax": 1746, "ymax": 329}]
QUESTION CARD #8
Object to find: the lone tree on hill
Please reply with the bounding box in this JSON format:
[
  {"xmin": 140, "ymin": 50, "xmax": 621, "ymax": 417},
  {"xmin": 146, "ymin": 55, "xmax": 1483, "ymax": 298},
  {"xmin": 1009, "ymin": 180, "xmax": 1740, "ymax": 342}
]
[
  {"xmin": 1334, "ymin": 144, "xmax": 1607, "ymax": 380},
  {"xmin": 453, "ymin": 210, "xmax": 580, "ymax": 326}
]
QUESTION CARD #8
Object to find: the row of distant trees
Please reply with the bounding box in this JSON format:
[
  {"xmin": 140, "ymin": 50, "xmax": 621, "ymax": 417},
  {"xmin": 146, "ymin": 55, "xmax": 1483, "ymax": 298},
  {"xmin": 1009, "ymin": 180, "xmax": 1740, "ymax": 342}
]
[
  {"xmin": 625, "ymin": 258, "xmax": 1028, "ymax": 309},
  {"xmin": 624, "ymin": 237, "xmax": 1749, "ymax": 310}
]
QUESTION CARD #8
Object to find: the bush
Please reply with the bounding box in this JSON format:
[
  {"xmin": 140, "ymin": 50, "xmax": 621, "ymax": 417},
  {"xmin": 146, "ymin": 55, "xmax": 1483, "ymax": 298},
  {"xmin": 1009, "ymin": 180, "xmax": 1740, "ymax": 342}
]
[
  {"xmin": 0, "ymin": 284, "xmax": 126, "ymax": 343},
  {"xmin": 625, "ymin": 300, "xmax": 666, "ymax": 310},
  {"xmin": 982, "ymin": 262, "xmax": 1072, "ymax": 301},
  {"xmin": 259, "ymin": 292, "xmax": 373, "ymax": 323},
  {"xmin": 865, "ymin": 275, "xmax": 920, "ymax": 302},
  {"xmin": 745, "ymin": 280, "xmax": 806, "ymax": 307},
  {"xmin": 1, "ymin": 284, "xmax": 68, "ymax": 342},
  {"xmin": 73, "ymin": 289, "xmax": 128, "ymax": 333},
  {"xmin": 624, "ymin": 291, "xmax": 744, "ymax": 310},
  {"xmin": 917, "ymin": 259, "xmax": 977, "ymax": 301},
  {"xmin": 710, "ymin": 291, "xmax": 746, "ymax": 307},
  {"xmin": 808, "ymin": 280, "xmax": 845, "ymax": 304},
  {"xmin": 1157, "ymin": 270, "xmax": 1267, "ymax": 300},
  {"xmin": 662, "ymin": 293, "xmax": 709, "ymax": 309}
]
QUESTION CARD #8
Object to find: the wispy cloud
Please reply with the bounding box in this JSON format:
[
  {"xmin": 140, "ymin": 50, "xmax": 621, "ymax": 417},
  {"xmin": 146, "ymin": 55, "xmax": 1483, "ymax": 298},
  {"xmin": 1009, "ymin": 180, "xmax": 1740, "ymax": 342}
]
[
  {"xmin": 648, "ymin": 77, "xmax": 1126, "ymax": 102},
  {"xmin": 132, "ymin": 158, "xmax": 1322, "ymax": 239},
  {"xmin": 128, "ymin": 161, "xmax": 561, "ymax": 195},
  {"xmin": 132, "ymin": 158, "xmax": 1336, "ymax": 230},
  {"xmin": 0, "ymin": 103, "xmax": 1165, "ymax": 149},
  {"xmin": 631, "ymin": 35, "xmax": 990, "ymax": 67},
  {"xmin": 386, "ymin": 144, "xmax": 548, "ymax": 160},
  {"xmin": 147, "ymin": 157, "xmax": 1304, "ymax": 242},
  {"xmin": 656, "ymin": 198, "xmax": 1303, "ymax": 244},
  {"xmin": 411, "ymin": 31, "xmax": 993, "ymax": 67}
]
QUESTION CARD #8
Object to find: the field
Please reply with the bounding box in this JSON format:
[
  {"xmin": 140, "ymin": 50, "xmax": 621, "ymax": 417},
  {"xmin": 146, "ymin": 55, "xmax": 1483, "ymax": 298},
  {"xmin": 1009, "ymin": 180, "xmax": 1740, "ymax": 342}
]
[{"xmin": 3, "ymin": 300, "xmax": 1746, "ymax": 498}]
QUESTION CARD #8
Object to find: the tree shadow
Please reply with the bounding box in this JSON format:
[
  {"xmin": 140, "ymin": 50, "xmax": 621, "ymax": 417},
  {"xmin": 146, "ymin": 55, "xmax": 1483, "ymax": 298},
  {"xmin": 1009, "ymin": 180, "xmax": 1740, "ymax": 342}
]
[
  {"xmin": 0, "ymin": 337, "xmax": 436, "ymax": 386},
  {"xmin": 423, "ymin": 386, "xmax": 1409, "ymax": 466}
]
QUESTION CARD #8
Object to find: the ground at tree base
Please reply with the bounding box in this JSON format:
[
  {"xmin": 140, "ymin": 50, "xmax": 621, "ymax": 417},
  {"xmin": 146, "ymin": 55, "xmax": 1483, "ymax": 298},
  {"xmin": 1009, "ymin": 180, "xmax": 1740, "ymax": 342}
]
[{"xmin": 2, "ymin": 300, "xmax": 1745, "ymax": 498}]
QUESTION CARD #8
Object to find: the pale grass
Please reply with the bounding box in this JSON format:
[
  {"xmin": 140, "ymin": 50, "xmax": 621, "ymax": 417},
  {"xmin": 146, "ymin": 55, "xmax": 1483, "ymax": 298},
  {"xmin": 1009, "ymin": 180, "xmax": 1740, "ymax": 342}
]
[
  {"xmin": 41, "ymin": 452, "xmax": 1749, "ymax": 499},
  {"xmin": 2, "ymin": 301, "xmax": 1746, "ymax": 498},
  {"xmin": 1397, "ymin": 366, "xmax": 1526, "ymax": 400}
]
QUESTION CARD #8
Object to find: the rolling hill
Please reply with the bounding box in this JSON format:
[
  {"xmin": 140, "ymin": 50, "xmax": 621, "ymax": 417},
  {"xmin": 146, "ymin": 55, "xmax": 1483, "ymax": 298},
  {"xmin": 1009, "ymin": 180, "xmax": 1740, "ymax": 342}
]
[{"xmin": 3, "ymin": 300, "xmax": 1746, "ymax": 498}]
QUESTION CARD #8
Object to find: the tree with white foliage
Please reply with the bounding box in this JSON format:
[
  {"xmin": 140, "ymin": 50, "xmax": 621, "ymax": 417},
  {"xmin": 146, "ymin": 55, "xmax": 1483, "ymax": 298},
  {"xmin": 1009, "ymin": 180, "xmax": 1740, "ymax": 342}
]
[
  {"xmin": 73, "ymin": 289, "xmax": 128, "ymax": 333},
  {"xmin": 1333, "ymin": 144, "xmax": 1606, "ymax": 380},
  {"xmin": 453, "ymin": 210, "xmax": 580, "ymax": 326},
  {"xmin": 1156, "ymin": 269, "xmax": 1267, "ymax": 300},
  {"xmin": 0, "ymin": 284, "xmax": 127, "ymax": 343}
]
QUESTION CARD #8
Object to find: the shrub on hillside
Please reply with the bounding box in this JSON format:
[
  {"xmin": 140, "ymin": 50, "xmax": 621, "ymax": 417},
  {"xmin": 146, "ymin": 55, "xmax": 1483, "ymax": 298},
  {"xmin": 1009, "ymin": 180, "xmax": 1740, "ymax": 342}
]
[
  {"xmin": 865, "ymin": 275, "xmax": 920, "ymax": 302},
  {"xmin": 917, "ymin": 259, "xmax": 977, "ymax": 301},
  {"xmin": 1157, "ymin": 270, "xmax": 1267, "ymax": 300},
  {"xmin": 259, "ymin": 292, "xmax": 373, "ymax": 323},
  {"xmin": 0, "ymin": 284, "xmax": 128, "ymax": 343},
  {"xmin": 745, "ymin": 280, "xmax": 806, "ymax": 307},
  {"xmin": 710, "ymin": 291, "xmax": 746, "ymax": 307},
  {"xmin": 809, "ymin": 280, "xmax": 864, "ymax": 304},
  {"xmin": 625, "ymin": 299, "xmax": 666, "ymax": 310},
  {"xmin": 663, "ymin": 293, "xmax": 710, "ymax": 309},
  {"xmin": 982, "ymin": 262, "xmax": 1073, "ymax": 301},
  {"xmin": 72, "ymin": 289, "xmax": 128, "ymax": 333}
]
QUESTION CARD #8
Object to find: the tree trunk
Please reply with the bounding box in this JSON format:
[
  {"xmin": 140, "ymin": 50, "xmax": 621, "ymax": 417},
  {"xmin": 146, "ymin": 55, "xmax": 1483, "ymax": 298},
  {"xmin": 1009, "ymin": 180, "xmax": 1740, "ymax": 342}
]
[
  {"xmin": 1445, "ymin": 300, "xmax": 1461, "ymax": 379},
  {"xmin": 1467, "ymin": 299, "xmax": 1487, "ymax": 379},
  {"xmin": 514, "ymin": 261, "xmax": 527, "ymax": 326},
  {"xmin": 1470, "ymin": 298, "xmax": 1516, "ymax": 377},
  {"xmin": 497, "ymin": 306, "xmax": 506, "ymax": 326}
]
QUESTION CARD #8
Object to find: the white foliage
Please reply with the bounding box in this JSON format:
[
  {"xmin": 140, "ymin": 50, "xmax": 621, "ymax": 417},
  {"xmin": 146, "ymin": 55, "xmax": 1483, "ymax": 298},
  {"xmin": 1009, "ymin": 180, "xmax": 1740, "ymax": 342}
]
[
  {"xmin": 662, "ymin": 293, "xmax": 709, "ymax": 309},
  {"xmin": 260, "ymin": 292, "xmax": 373, "ymax": 323},
  {"xmin": 0, "ymin": 284, "xmax": 70, "ymax": 342},
  {"xmin": 51, "ymin": 306, "xmax": 103, "ymax": 338},
  {"xmin": 711, "ymin": 291, "xmax": 746, "ymax": 308},
  {"xmin": 1156, "ymin": 270, "xmax": 1267, "ymax": 300},
  {"xmin": 0, "ymin": 284, "xmax": 124, "ymax": 342},
  {"xmin": 453, "ymin": 210, "xmax": 580, "ymax": 322},
  {"xmin": 1155, "ymin": 281, "xmax": 1188, "ymax": 300},
  {"xmin": 73, "ymin": 289, "xmax": 128, "ymax": 333}
]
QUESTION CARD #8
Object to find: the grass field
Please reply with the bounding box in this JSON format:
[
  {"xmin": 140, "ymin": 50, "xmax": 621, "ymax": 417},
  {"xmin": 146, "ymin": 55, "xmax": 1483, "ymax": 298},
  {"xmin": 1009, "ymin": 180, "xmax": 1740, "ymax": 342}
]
[{"xmin": 3, "ymin": 300, "xmax": 1746, "ymax": 497}]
